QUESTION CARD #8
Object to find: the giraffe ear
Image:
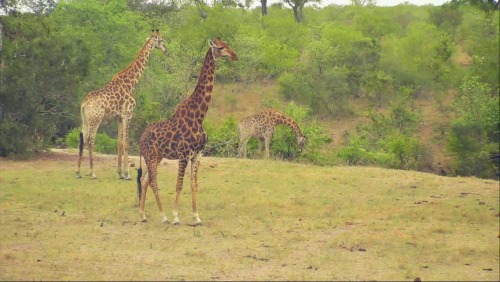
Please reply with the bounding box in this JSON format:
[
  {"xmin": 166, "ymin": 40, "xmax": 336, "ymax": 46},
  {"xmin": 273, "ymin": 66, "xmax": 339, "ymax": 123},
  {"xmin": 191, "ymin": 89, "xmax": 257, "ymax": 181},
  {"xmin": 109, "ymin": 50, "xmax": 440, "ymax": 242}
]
[
  {"xmin": 151, "ymin": 29, "xmax": 154, "ymax": 33},
  {"xmin": 156, "ymin": 29, "xmax": 159, "ymax": 33},
  {"xmin": 209, "ymin": 40, "xmax": 215, "ymax": 47}
]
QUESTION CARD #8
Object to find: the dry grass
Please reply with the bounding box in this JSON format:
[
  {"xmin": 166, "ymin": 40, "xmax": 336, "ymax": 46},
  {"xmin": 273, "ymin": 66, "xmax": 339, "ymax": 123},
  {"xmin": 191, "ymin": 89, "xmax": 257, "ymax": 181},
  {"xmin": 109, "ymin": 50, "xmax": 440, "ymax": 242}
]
[{"xmin": 0, "ymin": 149, "xmax": 498, "ymax": 281}]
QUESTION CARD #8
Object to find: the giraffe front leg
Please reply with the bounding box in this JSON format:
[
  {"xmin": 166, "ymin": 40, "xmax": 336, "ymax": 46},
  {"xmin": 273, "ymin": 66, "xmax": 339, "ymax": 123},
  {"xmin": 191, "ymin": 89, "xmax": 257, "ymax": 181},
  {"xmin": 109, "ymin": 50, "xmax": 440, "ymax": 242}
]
[
  {"xmin": 264, "ymin": 137, "xmax": 271, "ymax": 160},
  {"xmin": 190, "ymin": 155, "xmax": 202, "ymax": 226},
  {"xmin": 173, "ymin": 159, "xmax": 188, "ymax": 225},
  {"xmin": 238, "ymin": 137, "xmax": 249, "ymax": 158},
  {"xmin": 117, "ymin": 120, "xmax": 124, "ymax": 179},
  {"xmin": 121, "ymin": 118, "xmax": 132, "ymax": 180},
  {"xmin": 258, "ymin": 137, "xmax": 265, "ymax": 157}
]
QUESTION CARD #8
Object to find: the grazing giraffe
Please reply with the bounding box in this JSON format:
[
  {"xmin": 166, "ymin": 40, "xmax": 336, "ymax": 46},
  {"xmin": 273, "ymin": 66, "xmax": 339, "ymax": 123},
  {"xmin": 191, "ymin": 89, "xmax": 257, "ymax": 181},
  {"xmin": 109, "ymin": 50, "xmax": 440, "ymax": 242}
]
[
  {"xmin": 237, "ymin": 108, "xmax": 306, "ymax": 159},
  {"xmin": 76, "ymin": 30, "xmax": 167, "ymax": 180},
  {"xmin": 137, "ymin": 37, "xmax": 237, "ymax": 225}
]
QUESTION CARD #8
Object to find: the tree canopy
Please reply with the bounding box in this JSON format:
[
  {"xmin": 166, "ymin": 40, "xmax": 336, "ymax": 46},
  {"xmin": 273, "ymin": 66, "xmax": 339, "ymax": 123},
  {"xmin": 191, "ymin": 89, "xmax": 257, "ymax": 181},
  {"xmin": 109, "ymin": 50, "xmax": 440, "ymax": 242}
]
[{"xmin": 0, "ymin": 0, "xmax": 498, "ymax": 178}]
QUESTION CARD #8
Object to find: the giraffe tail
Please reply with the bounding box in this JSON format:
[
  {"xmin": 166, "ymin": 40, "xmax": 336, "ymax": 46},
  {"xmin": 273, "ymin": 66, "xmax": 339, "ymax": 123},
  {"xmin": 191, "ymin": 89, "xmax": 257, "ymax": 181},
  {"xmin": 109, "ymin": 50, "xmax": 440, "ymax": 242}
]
[
  {"xmin": 79, "ymin": 103, "xmax": 88, "ymax": 157},
  {"xmin": 136, "ymin": 153, "xmax": 142, "ymax": 202}
]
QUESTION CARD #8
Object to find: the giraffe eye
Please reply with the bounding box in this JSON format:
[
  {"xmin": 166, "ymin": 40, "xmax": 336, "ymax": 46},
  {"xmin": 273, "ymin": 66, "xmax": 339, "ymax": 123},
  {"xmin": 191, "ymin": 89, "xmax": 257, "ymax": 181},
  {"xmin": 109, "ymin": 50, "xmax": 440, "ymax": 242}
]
[{"xmin": 217, "ymin": 46, "xmax": 224, "ymax": 50}]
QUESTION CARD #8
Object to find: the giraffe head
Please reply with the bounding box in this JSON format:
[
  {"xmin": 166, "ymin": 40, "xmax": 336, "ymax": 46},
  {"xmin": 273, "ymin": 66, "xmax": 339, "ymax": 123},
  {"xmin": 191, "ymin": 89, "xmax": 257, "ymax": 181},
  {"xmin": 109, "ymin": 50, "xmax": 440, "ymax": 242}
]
[
  {"xmin": 149, "ymin": 29, "xmax": 167, "ymax": 54},
  {"xmin": 209, "ymin": 37, "xmax": 238, "ymax": 61},
  {"xmin": 297, "ymin": 135, "xmax": 307, "ymax": 152}
]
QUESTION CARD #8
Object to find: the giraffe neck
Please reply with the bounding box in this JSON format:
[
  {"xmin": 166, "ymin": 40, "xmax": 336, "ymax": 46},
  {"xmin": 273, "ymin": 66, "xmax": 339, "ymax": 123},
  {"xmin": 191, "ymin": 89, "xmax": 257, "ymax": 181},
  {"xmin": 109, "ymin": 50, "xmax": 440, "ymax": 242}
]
[
  {"xmin": 271, "ymin": 111, "xmax": 304, "ymax": 138},
  {"xmin": 110, "ymin": 37, "xmax": 155, "ymax": 93},
  {"xmin": 184, "ymin": 47, "xmax": 216, "ymax": 120},
  {"xmin": 282, "ymin": 119, "xmax": 304, "ymax": 139}
]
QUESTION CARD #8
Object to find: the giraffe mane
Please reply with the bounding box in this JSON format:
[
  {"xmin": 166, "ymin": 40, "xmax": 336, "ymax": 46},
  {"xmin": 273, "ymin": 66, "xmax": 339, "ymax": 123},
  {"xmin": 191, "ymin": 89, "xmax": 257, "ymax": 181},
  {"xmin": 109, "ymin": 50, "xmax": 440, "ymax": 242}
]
[{"xmin": 111, "ymin": 35, "xmax": 155, "ymax": 81}]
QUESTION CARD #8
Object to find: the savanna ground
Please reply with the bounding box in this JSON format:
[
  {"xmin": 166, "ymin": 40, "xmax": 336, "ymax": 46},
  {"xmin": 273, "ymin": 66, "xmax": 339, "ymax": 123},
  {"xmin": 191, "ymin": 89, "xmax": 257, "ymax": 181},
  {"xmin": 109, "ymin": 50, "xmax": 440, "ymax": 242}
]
[{"xmin": 0, "ymin": 149, "xmax": 498, "ymax": 281}]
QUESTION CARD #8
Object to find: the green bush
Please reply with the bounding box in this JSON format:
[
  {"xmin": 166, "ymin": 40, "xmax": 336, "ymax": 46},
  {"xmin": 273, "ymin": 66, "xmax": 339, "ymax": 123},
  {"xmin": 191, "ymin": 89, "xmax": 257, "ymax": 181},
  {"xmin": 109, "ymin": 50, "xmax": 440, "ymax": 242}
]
[
  {"xmin": 447, "ymin": 120, "xmax": 497, "ymax": 178},
  {"xmin": 203, "ymin": 117, "xmax": 239, "ymax": 157},
  {"xmin": 65, "ymin": 128, "xmax": 117, "ymax": 155},
  {"xmin": 447, "ymin": 76, "xmax": 499, "ymax": 179},
  {"xmin": 337, "ymin": 136, "xmax": 375, "ymax": 166},
  {"xmin": 299, "ymin": 121, "xmax": 334, "ymax": 165},
  {"xmin": 0, "ymin": 120, "xmax": 32, "ymax": 159},
  {"xmin": 380, "ymin": 133, "xmax": 421, "ymax": 169}
]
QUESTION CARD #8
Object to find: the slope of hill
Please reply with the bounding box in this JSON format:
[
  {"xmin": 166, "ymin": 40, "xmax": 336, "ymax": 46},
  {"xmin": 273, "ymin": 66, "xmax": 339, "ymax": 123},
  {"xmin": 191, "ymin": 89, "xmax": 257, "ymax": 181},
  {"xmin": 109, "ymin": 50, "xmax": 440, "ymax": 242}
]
[
  {"xmin": 0, "ymin": 149, "xmax": 498, "ymax": 281},
  {"xmin": 207, "ymin": 80, "xmax": 456, "ymax": 174}
]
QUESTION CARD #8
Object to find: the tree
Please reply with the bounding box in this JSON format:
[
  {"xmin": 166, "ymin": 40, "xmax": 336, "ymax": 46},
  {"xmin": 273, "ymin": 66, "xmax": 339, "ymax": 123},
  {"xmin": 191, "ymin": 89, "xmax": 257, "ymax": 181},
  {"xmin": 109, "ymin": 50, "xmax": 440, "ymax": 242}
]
[
  {"xmin": 447, "ymin": 76, "xmax": 499, "ymax": 178},
  {"xmin": 282, "ymin": 0, "xmax": 320, "ymax": 23},
  {"xmin": 261, "ymin": 0, "xmax": 268, "ymax": 15},
  {"xmin": 458, "ymin": 6, "xmax": 499, "ymax": 93},
  {"xmin": 350, "ymin": 0, "xmax": 376, "ymax": 5},
  {"xmin": 0, "ymin": 0, "xmax": 57, "ymax": 15},
  {"xmin": 451, "ymin": 0, "xmax": 499, "ymax": 17},
  {"xmin": 380, "ymin": 22, "xmax": 454, "ymax": 91},
  {"xmin": 429, "ymin": 3, "xmax": 463, "ymax": 38},
  {"xmin": 0, "ymin": 13, "xmax": 91, "ymax": 157}
]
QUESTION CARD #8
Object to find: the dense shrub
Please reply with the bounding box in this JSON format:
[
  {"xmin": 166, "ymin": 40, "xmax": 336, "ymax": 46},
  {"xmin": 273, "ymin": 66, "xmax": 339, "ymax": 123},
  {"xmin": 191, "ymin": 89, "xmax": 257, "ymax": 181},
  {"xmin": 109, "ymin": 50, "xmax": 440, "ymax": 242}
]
[{"xmin": 65, "ymin": 128, "xmax": 117, "ymax": 155}]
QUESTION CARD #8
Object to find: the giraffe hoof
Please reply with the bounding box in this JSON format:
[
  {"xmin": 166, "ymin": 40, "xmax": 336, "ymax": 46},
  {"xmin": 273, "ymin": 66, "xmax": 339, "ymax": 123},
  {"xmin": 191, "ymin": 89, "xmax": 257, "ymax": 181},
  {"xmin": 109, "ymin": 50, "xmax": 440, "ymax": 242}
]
[
  {"xmin": 76, "ymin": 173, "xmax": 82, "ymax": 178},
  {"xmin": 173, "ymin": 221, "xmax": 180, "ymax": 225},
  {"xmin": 140, "ymin": 218, "xmax": 148, "ymax": 223}
]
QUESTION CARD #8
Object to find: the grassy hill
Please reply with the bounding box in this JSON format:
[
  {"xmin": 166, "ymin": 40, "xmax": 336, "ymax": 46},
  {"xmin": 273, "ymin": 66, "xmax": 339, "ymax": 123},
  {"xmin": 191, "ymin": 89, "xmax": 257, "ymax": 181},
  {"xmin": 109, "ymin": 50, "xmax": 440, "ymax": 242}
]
[
  {"xmin": 206, "ymin": 80, "xmax": 457, "ymax": 174},
  {"xmin": 0, "ymin": 149, "xmax": 498, "ymax": 280}
]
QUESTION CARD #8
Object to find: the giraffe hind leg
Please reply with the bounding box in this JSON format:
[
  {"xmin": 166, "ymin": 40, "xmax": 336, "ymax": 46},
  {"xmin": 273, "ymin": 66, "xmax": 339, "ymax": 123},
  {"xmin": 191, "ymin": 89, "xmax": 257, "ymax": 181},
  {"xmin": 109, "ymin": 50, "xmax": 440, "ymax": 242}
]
[
  {"xmin": 173, "ymin": 159, "xmax": 188, "ymax": 225},
  {"xmin": 142, "ymin": 157, "xmax": 168, "ymax": 223},
  {"xmin": 76, "ymin": 132, "xmax": 84, "ymax": 178},
  {"xmin": 138, "ymin": 168, "xmax": 149, "ymax": 222},
  {"xmin": 86, "ymin": 115, "xmax": 102, "ymax": 179}
]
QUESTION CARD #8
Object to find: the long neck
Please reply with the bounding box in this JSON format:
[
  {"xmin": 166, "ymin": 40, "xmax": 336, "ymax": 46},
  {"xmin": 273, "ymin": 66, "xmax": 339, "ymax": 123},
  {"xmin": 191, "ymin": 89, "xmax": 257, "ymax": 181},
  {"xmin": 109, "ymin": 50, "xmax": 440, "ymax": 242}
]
[
  {"xmin": 272, "ymin": 111, "xmax": 304, "ymax": 138},
  {"xmin": 111, "ymin": 38, "xmax": 154, "ymax": 92},
  {"xmin": 283, "ymin": 119, "xmax": 304, "ymax": 139},
  {"xmin": 187, "ymin": 47, "xmax": 216, "ymax": 118}
]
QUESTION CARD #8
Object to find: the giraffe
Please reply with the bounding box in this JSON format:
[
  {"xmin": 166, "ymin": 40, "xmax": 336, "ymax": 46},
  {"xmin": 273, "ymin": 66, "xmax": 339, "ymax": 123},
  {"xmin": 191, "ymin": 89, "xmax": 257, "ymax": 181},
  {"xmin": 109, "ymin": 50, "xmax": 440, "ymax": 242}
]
[
  {"xmin": 237, "ymin": 108, "xmax": 306, "ymax": 159},
  {"xmin": 137, "ymin": 37, "xmax": 237, "ymax": 225},
  {"xmin": 76, "ymin": 30, "xmax": 167, "ymax": 180}
]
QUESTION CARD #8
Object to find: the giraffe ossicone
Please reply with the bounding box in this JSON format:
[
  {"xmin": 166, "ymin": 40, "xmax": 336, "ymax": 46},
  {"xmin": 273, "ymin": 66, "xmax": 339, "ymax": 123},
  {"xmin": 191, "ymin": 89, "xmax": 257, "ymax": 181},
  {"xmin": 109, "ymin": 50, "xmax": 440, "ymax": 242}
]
[
  {"xmin": 137, "ymin": 37, "xmax": 237, "ymax": 225},
  {"xmin": 76, "ymin": 30, "xmax": 167, "ymax": 180},
  {"xmin": 237, "ymin": 108, "xmax": 306, "ymax": 159}
]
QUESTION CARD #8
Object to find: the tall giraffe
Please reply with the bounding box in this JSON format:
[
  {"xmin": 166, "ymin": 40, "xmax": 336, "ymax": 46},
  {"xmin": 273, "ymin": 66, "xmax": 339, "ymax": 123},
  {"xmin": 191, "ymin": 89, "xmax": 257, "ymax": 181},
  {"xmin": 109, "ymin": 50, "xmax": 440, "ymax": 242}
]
[
  {"xmin": 237, "ymin": 108, "xmax": 306, "ymax": 159},
  {"xmin": 137, "ymin": 37, "xmax": 237, "ymax": 225},
  {"xmin": 76, "ymin": 30, "xmax": 167, "ymax": 180}
]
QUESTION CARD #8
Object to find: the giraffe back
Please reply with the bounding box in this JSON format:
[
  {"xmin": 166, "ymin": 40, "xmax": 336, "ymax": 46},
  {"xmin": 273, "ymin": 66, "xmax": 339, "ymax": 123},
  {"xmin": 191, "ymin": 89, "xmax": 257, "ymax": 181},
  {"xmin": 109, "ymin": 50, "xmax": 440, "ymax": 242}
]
[
  {"xmin": 81, "ymin": 82, "xmax": 136, "ymax": 121},
  {"xmin": 238, "ymin": 108, "xmax": 306, "ymax": 147}
]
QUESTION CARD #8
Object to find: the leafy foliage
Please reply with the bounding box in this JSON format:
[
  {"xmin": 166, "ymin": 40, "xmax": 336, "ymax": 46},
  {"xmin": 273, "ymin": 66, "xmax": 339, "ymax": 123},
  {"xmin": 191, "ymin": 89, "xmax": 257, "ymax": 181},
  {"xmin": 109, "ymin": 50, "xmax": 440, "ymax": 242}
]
[
  {"xmin": 338, "ymin": 87, "xmax": 431, "ymax": 171},
  {"xmin": 447, "ymin": 76, "xmax": 499, "ymax": 178},
  {"xmin": 0, "ymin": 13, "xmax": 90, "ymax": 156},
  {"xmin": 65, "ymin": 128, "xmax": 117, "ymax": 155},
  {"xmin": 0, "ymin": 1, "xmax": 498, "ymax": 179}
]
